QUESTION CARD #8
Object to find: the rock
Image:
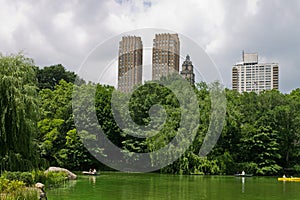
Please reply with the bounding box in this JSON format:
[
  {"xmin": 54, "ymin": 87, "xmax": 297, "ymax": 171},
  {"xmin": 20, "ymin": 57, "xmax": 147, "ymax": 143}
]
[
  {"xmin": 45, "ymin": 167, "xmax": 77, "ymax": 180},
  {"xmin": 35, "ymin": 182, "xmax": 45, "ymax": 188}
]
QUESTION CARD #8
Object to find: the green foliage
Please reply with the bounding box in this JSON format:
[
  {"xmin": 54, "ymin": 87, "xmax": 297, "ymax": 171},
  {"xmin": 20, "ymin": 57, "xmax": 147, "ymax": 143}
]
[
  {"xmin": 31, "ymin": 170, "xmax": 47, "ymax": 184},
  {"xmin": 239, "ymin": 126, "xmax": 282, "ymax": 175},
  {"xmin": 124, "ymin": 81, "xmax": 181, "ymax": 154},
  {"xmin": 0, "ymin": 177, "xmax": 37, "ymax": 199},
  {"xmin": 235, "ymin": 162, "xmax": 258, "ymax": 174},
  {"xmin": 44, "ymin": 171, "xmax": 69, "ymax": 187},
  {"xmin": 1, "ymin": 169, "xmax": 68, "ymax": 189},
  {"xmin": 292, "ymin": 164, "xmax": 300, "ymax": 173},
  {"xmin": 36, "ymin": 64, "xmax": 82, "ymax": 90},
  {"xmin": 3, "ymin": 53, "xmax": 299, "ymax": 175},
  {"xmin": 70, "ymin": 77, "xmax": 300, "ymax": 175},
  {"xmin": 2, "ymin": 172, "xmax": 34, "ymax": 186},
  {"xmin": 0, "ymin": 53, "xmax": 39, "ymax": 172},
  {"xmin": 94, "ymin": 84, "xmax": 124, "ymax": 150},
  {"xmin": 0, "ymin": 176, "xmax": 39, "ymax": 200},
  {"xmin": 0, "ymin": 177, "xmax": 10, "ymax": 192},
  {"xmin": 215, "ymin": 151, "xmax": 235, "ymax": 175},
  {"xmin": 38, "ymin": 80, "xmax": 101, "ymax": 170}
]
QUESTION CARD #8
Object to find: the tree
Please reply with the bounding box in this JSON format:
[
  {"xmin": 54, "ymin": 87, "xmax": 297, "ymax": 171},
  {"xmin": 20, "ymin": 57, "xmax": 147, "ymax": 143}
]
[
  {"xmin": 274, "ymin": 91, "xmax": 300, "ymax": 168},
  {"xmin": 38, "ymin": 80, "xmax": 97, "ymax": 170},
  {"xmin": 0, "ymin": 53, "xmax": 39, "ymax": 171},
  {"xmin": 239, "ymin": 125, "xmax": 281, "ymax": 175},
  {"xmin": 36, "ymin": 64, "xmax": 80, "ymax": 90}
]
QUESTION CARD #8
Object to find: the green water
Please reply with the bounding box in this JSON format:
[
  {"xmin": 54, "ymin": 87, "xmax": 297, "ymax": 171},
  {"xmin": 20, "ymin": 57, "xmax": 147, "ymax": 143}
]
[{"xmin": 47, "ymin": 172, "xmax": 299, "ymax": 200}]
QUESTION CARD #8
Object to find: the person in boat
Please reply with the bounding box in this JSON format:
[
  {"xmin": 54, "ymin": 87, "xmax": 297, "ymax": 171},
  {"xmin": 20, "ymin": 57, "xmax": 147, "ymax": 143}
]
[
  {"xmin": 283, "ymin": 174, "xmax": 286, "ymax": 178},
  {"xmin": 241, "ymin": 170, "xmax": 245, "ymax": 175}
]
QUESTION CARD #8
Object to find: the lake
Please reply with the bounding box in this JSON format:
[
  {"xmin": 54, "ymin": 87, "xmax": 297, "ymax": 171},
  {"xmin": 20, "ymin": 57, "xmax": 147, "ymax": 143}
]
[{"xmin": 47, "ymin": 172, "xmax": 299, "ymax": 200}]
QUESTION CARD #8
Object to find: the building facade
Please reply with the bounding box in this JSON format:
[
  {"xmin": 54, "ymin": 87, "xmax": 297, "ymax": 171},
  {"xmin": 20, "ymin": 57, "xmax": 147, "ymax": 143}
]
[
  {"xmin": 232, "ymin": 52, "xmax": 279, "ymax": 93},
  {"xmin": 180, "ymin": 55, "xmax": 195, "ymax": 85},
  {"xmin": 118, "ymin": 36, "xmax": 143, "ymax": 93},
  {"xmin": 152, "ymin": 33, "xmax": 180, "ymax": 80}
]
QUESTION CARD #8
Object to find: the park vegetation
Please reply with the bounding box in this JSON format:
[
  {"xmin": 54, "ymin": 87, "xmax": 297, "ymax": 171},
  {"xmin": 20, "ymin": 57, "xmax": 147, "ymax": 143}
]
[
  {"xmin": 0, "ymin": 170, "xmax": 69, "ymax": 199},
  {"xmin": 1, "ymin": 53, "xmax": 300, "ymax": 178}
]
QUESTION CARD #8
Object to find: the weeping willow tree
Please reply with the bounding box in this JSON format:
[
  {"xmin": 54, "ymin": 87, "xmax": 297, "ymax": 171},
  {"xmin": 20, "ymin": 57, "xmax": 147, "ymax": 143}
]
[{"xmin": 0, "ymin": 53, "xmax": 39, "ymax": 171}]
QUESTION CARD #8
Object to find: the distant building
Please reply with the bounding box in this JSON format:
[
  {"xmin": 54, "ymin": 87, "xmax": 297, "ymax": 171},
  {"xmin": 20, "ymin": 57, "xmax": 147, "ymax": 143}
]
[
  {"xmin": 232, "ymin": 52, "xmax": 279, "ymax": 93},
  {"xmin": 118, "ymin": 36, "xmax": 143, "ymax": 93},
  {"xmin": 180, "ymin": 55, "xmax": 195, "ymax": 85},
  {"xmin": 152, "ymin": 33, "xmax": 180, "ymax": 80}
]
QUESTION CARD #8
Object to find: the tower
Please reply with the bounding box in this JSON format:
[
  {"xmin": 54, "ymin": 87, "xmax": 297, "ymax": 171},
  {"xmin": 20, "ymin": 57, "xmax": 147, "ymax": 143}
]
[
  {"xmin": 152, "ymin": 33, "xmax": 180, "ymax": 80},
  {"xmin": 118, "ymin": 36, "xmax": 143, "ymax": 93},
  {"xmin": 180, "ymin": 55, "xmax": 195, "ymax": 85}
]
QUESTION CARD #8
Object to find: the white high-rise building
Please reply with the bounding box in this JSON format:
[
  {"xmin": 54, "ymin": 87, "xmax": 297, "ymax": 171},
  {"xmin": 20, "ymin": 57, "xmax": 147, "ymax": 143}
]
[{"xmin": 232, "ymin": 52, "xmax": 279, "ymax": 93}]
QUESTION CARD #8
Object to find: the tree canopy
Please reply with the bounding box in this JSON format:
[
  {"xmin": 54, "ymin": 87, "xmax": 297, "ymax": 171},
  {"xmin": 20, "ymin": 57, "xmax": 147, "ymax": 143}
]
[
  {"xmin": 0, "ymin": 54, "xmax": 39, "ymax": 171},
  {"xmin": 36, "ymin": 64, "xmax": 78, "ymax": 90},
  {"xmin": 1, "ymin": 53, "xmax": 300, "ymax": 175}
]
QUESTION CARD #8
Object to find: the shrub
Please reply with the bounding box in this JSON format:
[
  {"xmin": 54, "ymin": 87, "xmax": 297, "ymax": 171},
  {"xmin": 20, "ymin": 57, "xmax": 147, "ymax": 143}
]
[
  {"xmin": 19, "ymin": 172, "xmax": 34, "ymax": 186},
  {"xmin": 0, "ymin": 177, "xmax": 10, "ymax": 192},
  {"xmin": 3, "ymin": 172, "xmax": 21, "ymax": 182},
  {"xmin": 0, "ymin": 176, "xmax": 38, "ymax": 200},
  {"xmin": 13, "ymin": 189, "xmax": 39, "ymax": 200},
  {"xmin": 5, "ymin": 180, "xmax": 25, "ymax": 193},
  {"xmin": 32, "ymin": 170, "xmax": 47, "ymax": 184},
  {"xmin": 235, "ymin": 162, "xmax": 258, "ymax": 174},
  {"xmin": 293, "ymin": 164, "xmax": 300, "ymax": 173},
  {"xmin": 45, "ymin": 171, "xmax": 68, "ymax": 187},
  {"xmin": 2, "ymin": 172, "xmax": 33, "ymax": 186},
  {"xmin": 0, "ymin": 177, "xmax": 25, "ymax": 193}
]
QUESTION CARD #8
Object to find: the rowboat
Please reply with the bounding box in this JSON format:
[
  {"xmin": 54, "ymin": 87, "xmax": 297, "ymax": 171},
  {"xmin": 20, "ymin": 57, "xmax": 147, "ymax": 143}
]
[
  {"xmin": 82, "ymin": 171, "xmax": 99, "ymax": 176},
  {"xmin": 234, "ymin": 174, "xmax": 253, "ymax": 177},
  {"xmin": 278, "ymin": 177, "xmax": 300, "ymax": 182}
]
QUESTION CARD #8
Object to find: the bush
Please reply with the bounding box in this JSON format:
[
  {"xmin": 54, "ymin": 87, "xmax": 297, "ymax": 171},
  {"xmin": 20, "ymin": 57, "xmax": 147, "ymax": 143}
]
[
  {"xmin": 0, "ymin": 187, "xmax": 38, "ymax": 200},
  {"xmin": 3, "ymin": 172, "xmax": 21, "ymax": 182},
  {"xmin": 0, "ymin": 177, "xmax": 25, "ymax": 193},
  {"xmin": 235, "ymin": 162, "xmax": 258, "ymax": 174},
  {"xmin": 32, "ymin": 170, "xmax": 47, "ymax": 184},
  {"xmin": 18, "ymin": 172, "xmax": 34, "ymax": 186},
  {"xmin": 12, "ymin": 189, "xmax": 39, "ymax": 200},
  {"xmin": 5, "ymin": 180, "xmax": 25, "ymax": 193},
  {"xmin": 293, "ymin": 164, "xmax": 300, "ymax": 173},
  {"xmin": 0, "ymin": 174, "xmax": 39, "ymax": 200},
  {"xmin": 257, "ymin": 164, "xmax": 282, "ymax": 175},
  {"xmin": 45, "ymin": 171, "xmax": 68, "ymax": 187},
  {"xmin": 2, "ymin": 172, "xmax": 34, "ymax": 186},
  {"xmin": 0, "ymin": 177, "xmax": 10, "ymax": 192}
]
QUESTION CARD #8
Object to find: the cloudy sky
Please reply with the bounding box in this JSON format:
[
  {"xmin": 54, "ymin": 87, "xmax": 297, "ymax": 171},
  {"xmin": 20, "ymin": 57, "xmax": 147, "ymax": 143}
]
[{"xmin": 0, "ymin": 0, "xmax": 299, "ymax": 92}]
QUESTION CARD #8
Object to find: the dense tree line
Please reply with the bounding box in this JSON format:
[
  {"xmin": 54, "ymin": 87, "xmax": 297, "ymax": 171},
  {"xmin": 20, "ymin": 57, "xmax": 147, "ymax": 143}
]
[{"xmin": 1, "ymin": 53, "xmax": 300, "ymax": 175}]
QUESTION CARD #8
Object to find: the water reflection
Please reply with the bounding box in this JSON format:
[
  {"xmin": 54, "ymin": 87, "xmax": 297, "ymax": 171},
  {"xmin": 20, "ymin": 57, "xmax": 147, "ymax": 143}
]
[
  {"xmin": 48, "ymin": 173, "xmax": 300, "ymax": 200},
  {"xmin": 89, "ymin": 176, "xmax": 96, "ymax": 186},
  {"xmin": 242, "ymin": 177, "xmax": 245, "ymax": 193},
  {"xmin": 282, "ymin": 180, "xmax": 286, "ymax": 192}
]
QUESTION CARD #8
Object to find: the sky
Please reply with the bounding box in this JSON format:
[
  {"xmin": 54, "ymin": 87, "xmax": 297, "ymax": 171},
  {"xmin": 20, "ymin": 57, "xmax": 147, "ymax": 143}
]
[{"xmin": 0, "ymin": 0, "xmax": 299, "ymax": 93}]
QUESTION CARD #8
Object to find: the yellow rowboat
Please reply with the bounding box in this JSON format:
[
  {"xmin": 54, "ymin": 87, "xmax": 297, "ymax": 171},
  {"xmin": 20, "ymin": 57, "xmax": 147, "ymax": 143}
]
[{"xmin": 278, "ymin": 177, "xmax": 300, "ymax": 182}]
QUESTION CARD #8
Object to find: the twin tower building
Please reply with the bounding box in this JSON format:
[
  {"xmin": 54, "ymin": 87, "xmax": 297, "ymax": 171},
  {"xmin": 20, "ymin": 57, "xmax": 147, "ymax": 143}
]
[{"xmin": 118, "ymin": 33, "xmax": 195, "ymax": 93}]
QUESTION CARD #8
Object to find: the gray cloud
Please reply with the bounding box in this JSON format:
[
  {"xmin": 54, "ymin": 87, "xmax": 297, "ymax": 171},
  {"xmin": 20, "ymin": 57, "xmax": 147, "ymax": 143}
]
[
  {"xmin": 210, "ymin": 0, "xmax": 300, "ymax": 92},
  {"xmin": 0, "ymin": 0, "xmax": 299, "ymax": 92}
]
